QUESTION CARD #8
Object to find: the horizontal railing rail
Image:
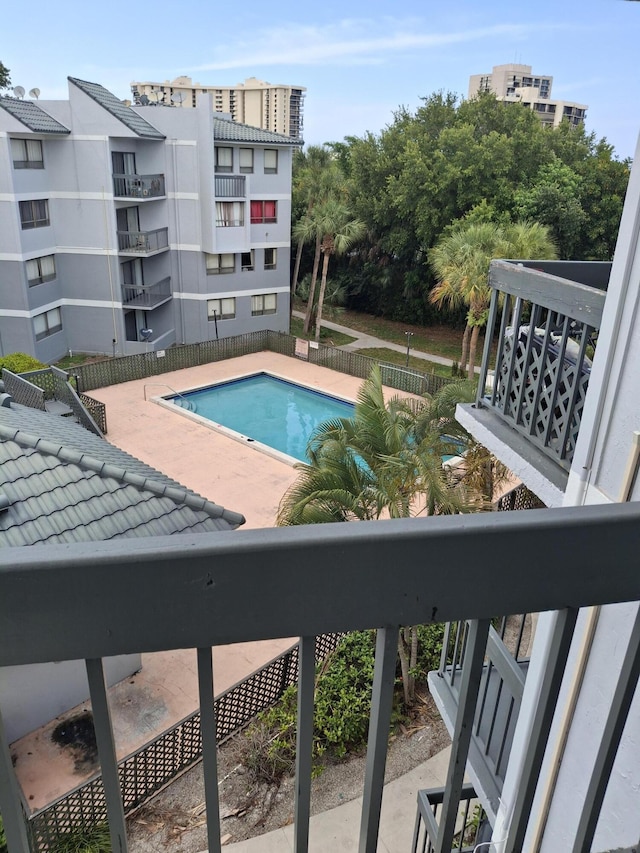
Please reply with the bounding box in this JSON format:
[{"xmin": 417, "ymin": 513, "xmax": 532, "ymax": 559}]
[
  {"xmin": 2, "ymin": 503, "xmax": 640, "ymax": 853},
  {"xmin": 112, "ymin": 174, "xmax": 165, "ymax": 199},
  {"xmin": 117, "ymin": 228, "xmax": 169, "ymax": 253},
  {"xmin": 121, "ymin": 276, "xmax": 171, "ymax": 309},
  {"xmin": 214, "ymin": 175, "xmax": 246, "ymax": 197},
  {"xmin": 475, "ymin": 260, "xmax": 607, "ymax": 471}
]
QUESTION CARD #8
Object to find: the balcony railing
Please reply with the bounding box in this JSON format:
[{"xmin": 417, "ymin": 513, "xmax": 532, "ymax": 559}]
[
  {"xmin": 474, "ymin": 260, "xmax": 608, "ymax": 471},
  {"xmin": 121, "ymin": 276, "xmax": 171, "ymax": 309},
  {"xmin": 117, "ymin": 228, "xmax": 169, "ymax": 254},
  {"xmin": 413, "ymin": 784, "xmax": 489, "ymax": 852},
  {"xmin": 113, "ymin": 174, "xmax": 165, "ymax": 199},
  {"xmin": 430, "ymin": 615, "xmax": 532, "ymax": 824},
  {"xmin": 215, "ymin": 175, "xmax": 246, "ymax": 197},
  {"xmin": 1, "ymin": 505, "xmax": 640, "ymax": 853}
]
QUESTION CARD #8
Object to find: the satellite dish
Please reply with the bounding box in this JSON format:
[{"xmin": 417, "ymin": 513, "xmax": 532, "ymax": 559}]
[
  {"xmin": 156, "ymin": 91, "xmax": 165, "ymax": 103},
  {"xmin": 171, "ymin": 92, "xmax": 185, "ymax": 105},
  {"xmin": 139, "ymin": 94, "xmax": 149, "ymax": 106},
  {"xmin": 140, "ymin": 328, "xmax": 153, "ymax": 341},
  {"xmin": 147, "ymin": 92, "xmax": 158, "ymax": 103},
  {"xmin": 29, "ymin": 88, "xmax": 40, "ymax": 100},
  {"xmin": 13, "ymin": 86, "xmax": 25, "ymax": 99}
]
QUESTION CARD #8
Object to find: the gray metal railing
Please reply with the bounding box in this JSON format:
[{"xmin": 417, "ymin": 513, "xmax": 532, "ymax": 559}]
[
  {"xmin": 0, "ymin": 370, "xmax": 45, "ymax": 410},
  {"xmin": 2, "ymin": 504, "xmax": 640, "ymax": 853},
  {"xmin": 117, "ymin": 228, "xmax": 169, "ymax": 253},
  {"xmin": 413, "ymin": 784, "xmax": 489, "ymax": 852},
  {"xmin": 476, "ymin": 259, "xmax": 607, "ymax": 471},
  {"xmin": 112, "ymin": 174, "xmax": 165, "ymax": 199},
  {"xmin": 215, "ymin": 175, "xmax": 246, "ymax": 197},
  {"xmin": 121, "ymin": 276, "xmax": 171, "ymax": 309}
]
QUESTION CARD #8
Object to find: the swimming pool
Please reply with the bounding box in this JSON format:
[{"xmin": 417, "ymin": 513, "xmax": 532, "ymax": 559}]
[{"xmin": 164, "ymin": 373, "xmax": 355, "ymax": 464}]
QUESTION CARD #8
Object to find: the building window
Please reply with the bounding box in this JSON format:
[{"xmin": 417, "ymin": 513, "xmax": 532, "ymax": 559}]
[
  {"xmin": 239, "ymin": 148, "xmax": 254, "ymax": 173},
  {"xmin": 33, "ymin": 307, "xmax": 62, "ymax": 341},
  {"xmin": 206, "ymin": 253, "xmax": 235, "ymax": 274},
  {"xmin": 264, "ymin": 149, "xmax": 278, "ymax": 174},
  {"xmin": 241, "ymin": 251, "xmax": 254, "ymax": 271},
  {"xmin": 11, "ymin": 138, "xmax": 44, "ymax": 169},
  {"xmin": 250, "ymin": 200, "xmax": 277, "ymax": 224},
  {"xmin": 215, "ymin": 147, "xmax": 233, "ymax": 173},
  {"xmin": 216, "ymin": 201, "xmax": 244, "ymax": 227},
  {"xmin": 207, "ymin": 298, "xmax": 235, "ymax": 320},
  {"xmin": 26, "ymin": 255, "xmax": 56, "ymax": 285},
  {"xmin": 19, "ymin": 199, "xmax": 49, "ymax": 229},
  {"xmin": 264, "ymin": 248, "xmax": 277, "ymax": 270},
  {"xmin": 251, "ymin": 293, "xmax": 277, "ymax": 315}
]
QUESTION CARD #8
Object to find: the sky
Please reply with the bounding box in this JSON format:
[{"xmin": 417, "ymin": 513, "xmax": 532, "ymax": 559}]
[{"xmin": 3, "ymin": 0, "xmax": 639, "ymax": 160}]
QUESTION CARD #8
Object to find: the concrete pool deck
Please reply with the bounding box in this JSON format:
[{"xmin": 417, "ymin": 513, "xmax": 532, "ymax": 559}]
[{"xmin": 12, "ymin": 353, "xmax": 413, "ymax": 812}]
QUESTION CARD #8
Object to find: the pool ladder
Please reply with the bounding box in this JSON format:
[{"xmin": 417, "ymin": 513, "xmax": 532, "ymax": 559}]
[{"xmin": 143, "ymin": 383, "xmax": 197, "ymax": 413}]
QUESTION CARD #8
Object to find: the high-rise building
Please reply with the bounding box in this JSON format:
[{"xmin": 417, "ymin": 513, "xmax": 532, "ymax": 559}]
[
  {"xmin": 130, "ymin": 76, "xmax": 306, "ymax": 139},
  {"xmin": 468, "ymin": 63, "xmax": 587, "ymax": 128},
  {"xmin": 0, "ymin": 76, "xmax": 299, "ymax": 361}
]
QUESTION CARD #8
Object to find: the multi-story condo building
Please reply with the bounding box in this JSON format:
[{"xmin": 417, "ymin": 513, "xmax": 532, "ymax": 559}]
[
  {"xmin": 130, "ymin": 76, "xmax": 306, "ymax": 140},
  {"xmin": 469, "ymin": 63, "xmax": 587, "ymax": 128},
  {"xmin": 0, "ymin": 77, "xmax": 298, "ymax": 362}
]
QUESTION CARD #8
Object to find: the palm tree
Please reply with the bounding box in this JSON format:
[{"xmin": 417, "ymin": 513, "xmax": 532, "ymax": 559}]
[
  {"xmin": 290, "ymin": 146, "xmax": 333, "ymax": 301},
  {"xmin": 278, "ymin": 367, "xmax": 480, "ymax": 704},
  {"xmin": 310, "ymin": 198, "xmax": 365, "ymax": 342},
  {"xmin": 429, "ymin": 221, "xmax": 557, "ymax": 378}
]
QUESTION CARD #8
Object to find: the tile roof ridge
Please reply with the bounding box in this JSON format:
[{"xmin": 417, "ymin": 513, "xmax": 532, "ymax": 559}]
[{"xmin": 0, "ymin": 424, "xmax": 245, "ymax": 528}]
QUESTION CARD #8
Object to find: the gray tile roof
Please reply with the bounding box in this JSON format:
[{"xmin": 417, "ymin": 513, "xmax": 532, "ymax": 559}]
[
  {"xmin": 68, "ymin": 77, "xmax": 165, "ymax": 140},
  {"xmin": 0, "ymin": 97, "xmax": 70, "ymax": 134},
  {"xmin": 0, "ymin": 403, "xmax": 244, "ymax": 546},
  {"xmin": 212, "ymin": 116, "xmax": 301, "ymax": 145}
]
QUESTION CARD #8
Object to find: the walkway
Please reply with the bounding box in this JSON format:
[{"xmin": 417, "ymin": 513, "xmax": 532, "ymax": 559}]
[
  {"xmin": 291, "ymin": 311, "xmax": 456, "ymax": 368},
  {"xmin": 223, "ymin": 747, "xmax": 451, "ymax": 852}
]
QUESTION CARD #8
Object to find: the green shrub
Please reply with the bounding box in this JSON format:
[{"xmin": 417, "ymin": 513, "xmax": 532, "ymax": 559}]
[
  {"xmin": 0, "ymin": 352, "xmax": 47, "ymax": 374},
  {"xmin": 413, "ymin": 624, "xmax": 446, "ymax": 681},
  {"xmin": 50, "ymin": 822, "xmax": 111, "ymax": 852}
]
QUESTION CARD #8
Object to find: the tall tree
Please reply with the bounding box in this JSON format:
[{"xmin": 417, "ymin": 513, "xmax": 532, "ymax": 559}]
[
  {"xmin": 0, "ymin": 61, "xmax": 10, "ymax": 90},
  {"xmin": 429, "ymin": 220, "xmax": 557, "ymax": 377},
  {"xmin": 290, "ymin": 146, "xmax": 333, "ymax": 299}
]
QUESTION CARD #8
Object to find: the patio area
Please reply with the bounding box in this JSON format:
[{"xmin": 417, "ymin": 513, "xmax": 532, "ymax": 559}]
[{"xmin": 12, "ymin": 352, "xmax": 410, "ymax": 813}]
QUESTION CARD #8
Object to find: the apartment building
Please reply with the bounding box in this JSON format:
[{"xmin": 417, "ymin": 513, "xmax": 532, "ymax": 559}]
[
  {"xmin": 469, "ymin": 62, "xmax": 587, "ymax": 128},
  {"xmin": 0, "ymin": 77, "xmax": 298, "ymax": 362},
  {"xmin": 130, "ymin": 76, "xmax": 306, "ymax": 140}
]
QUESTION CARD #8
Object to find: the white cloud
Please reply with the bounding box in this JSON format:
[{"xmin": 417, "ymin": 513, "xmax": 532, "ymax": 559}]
[{"xmin": 189, "ymin": 18, "xmax": 536, "ymax": 71}]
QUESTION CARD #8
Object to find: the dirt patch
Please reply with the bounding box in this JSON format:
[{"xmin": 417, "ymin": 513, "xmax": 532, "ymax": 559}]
[
  {"xmin": 127, "ymin": 688, "xmax": 449, "ymax": 852},
  {"xmin": 51, "ymin": 711, "xmax": 98, "ymax": 774}
]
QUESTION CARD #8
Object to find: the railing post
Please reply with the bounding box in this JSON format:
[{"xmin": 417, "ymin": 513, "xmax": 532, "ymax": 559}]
[
  {"xmin": 476, "ymin": 288, "xmax": 500, "ymax": 406},
  {"xmin": 294, "ymin": 636, "xmax": 316, "ymax": 852},
  {"xmin": 86, "ymin": 658, "xmax": 128, "ymax": 853},
  {"xmin": 505, "ymin": 607, "xmax": 578, "ymax": 853},
  {"xmin": 358, "ymin": 626, "xmax": 399, "ymax": 853},
  {"xmin": 0, "ymin": 704, "xmax": 31, "ymax": 853},
  {"xmin": 573, "ymin": 605, "xmax": 640, "ymax": 853},
  {"xmin": 197, "ymin": 647, "xmax": 221, "ymax": 853},
  {"xmin": 435, "ymin": 618, "xmax": 491, "ymax": 853}
]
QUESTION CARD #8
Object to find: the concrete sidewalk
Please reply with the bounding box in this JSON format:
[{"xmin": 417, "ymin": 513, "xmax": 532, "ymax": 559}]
[
  {"xmin": 292, "ymin": 311, "xmax": 456, "ymax": 369},
  {"xmin": 223, "ymin": 747, "xmax": 451, "ymax": 852}
]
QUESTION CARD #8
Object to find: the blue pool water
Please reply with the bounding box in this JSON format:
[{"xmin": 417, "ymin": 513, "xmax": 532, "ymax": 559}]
[{"xmin": 169, "ymin": 373, "xmax": 355, "ymax": 462}]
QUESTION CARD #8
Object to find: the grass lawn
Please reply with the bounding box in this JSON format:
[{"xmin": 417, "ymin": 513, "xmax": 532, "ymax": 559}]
[
  {"xmin": 352, "ymin": 347, "xmax": 454, "ymax": 378},
  {"xmin": 289, "ymin": 316, "xmax": 356, "ymax": 347},
  {"xmin": 54, "ymin": 353, "xmax": 109, "ymax": 371}
]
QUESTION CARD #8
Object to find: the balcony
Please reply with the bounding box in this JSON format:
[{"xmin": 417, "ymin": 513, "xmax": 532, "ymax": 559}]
[
  {"xmin": 429, "ymin": 616, "xmax": 531, "ymax": 825},
  {"xmin": 458, "ymin": 259, "xmax": 609, "ymax": 505},
  {"xmin": 1, "ymin": 505, "xmax": 640, "ymax": 853},
  {"xmin": 215, "ymin": 175, "xmax": 246, "ymax": 197},
  {"xmin": 117, "ymin": 227, "xmax": 169, "ymax": 256},
  {"xmin": 113, "ymin": 173, "xmax": 165, "ymax": 200},
  {"xmin": 121, "ymin": 276, "xmax": 171, "ymax": 309}
]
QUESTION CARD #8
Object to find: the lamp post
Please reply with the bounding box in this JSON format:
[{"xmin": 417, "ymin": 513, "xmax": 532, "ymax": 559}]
[{"xmin": 405, "ymin": 331, "xmax": 414, "ymax": 367}]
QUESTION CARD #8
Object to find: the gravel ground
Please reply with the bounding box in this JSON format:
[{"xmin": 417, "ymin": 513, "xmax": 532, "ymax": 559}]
[{"xmin": 127, "ymin": 691, "xmax": 450, "ymax": 852}]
